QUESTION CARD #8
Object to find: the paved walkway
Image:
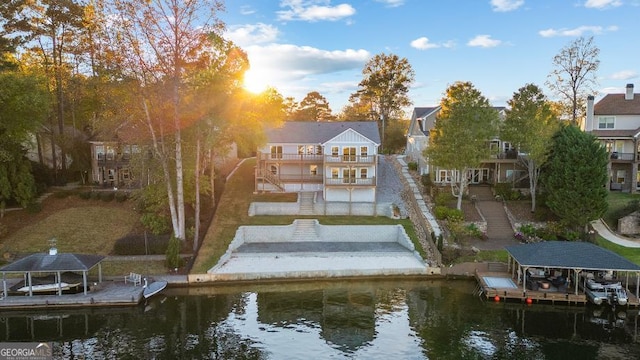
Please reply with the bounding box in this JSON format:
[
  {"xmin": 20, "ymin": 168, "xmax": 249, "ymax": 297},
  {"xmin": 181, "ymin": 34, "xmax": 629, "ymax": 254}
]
[{"xmin": 591, "ymin": 219, "xmax": 640, "ymax": 248}]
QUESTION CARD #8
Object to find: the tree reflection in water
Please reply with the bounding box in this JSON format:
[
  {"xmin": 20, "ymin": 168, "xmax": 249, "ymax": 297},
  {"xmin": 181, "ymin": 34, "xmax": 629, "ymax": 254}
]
[{"xmin": 0, "ymin": 279, "xmax": 637, "ymax": 359}]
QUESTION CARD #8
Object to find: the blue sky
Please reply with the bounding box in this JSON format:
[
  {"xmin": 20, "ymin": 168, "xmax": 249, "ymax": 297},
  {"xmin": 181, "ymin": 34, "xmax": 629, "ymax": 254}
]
[{"xmin": 221, "ymin": 0, "xmax": 640, "ymax": 114}]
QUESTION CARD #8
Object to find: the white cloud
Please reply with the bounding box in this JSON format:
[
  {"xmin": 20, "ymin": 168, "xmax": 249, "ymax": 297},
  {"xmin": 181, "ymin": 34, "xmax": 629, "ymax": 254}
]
[
  {"xmin": 410, "ymin": 37, "xmax": 440, "ymax": 50},
  {"xmin": 490, "ymin": 0, "xmax": 525, "ymax": 12},
  {"xmin": 610, "ymin": 70, "xmax": 639, "ymax": 80},
  {"xmin": 538, "ymin": 25, "xmax": 618, "ymax": 37},
  {"xmin": 467, "ymin": 35, "xmax": 502, "ymax": 48},
  {"xmin": 277, "ymin": 0, "xmax": 356, "ymax": 22},
  {"xmin": 225, "ymin": 23, "xmax": 280, "ymax": 47},
  {"xmin": 584, "ymin": 0, "xmax": 623, "ymax": 9},
  {"xmin": 375, "ymin": 0, "xmax": 405, "ymax": 7},
  {"xmin": 239, "ymin": 6, "xmax": 256, "ymax": 15}
]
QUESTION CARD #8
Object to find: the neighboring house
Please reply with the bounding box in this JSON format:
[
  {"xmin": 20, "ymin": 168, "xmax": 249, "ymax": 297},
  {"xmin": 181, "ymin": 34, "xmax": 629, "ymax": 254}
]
[
  {"xmin": 404, "ymin": 106, "xmax": 526, "ymax": 187},
  {"xmin": 255, "ymin": 121, "xmax": 381, "ymax": 202},
  {"xmin": 585, "ymin": 83, "xmax": 640, "ymax": 192},
  {"xmin": 406, "ymin": 107, "xmax": 440, "ymax": 175},
  {"xmin": 88, "ymin": 140, "xmax": 140, "ymax": 187}
]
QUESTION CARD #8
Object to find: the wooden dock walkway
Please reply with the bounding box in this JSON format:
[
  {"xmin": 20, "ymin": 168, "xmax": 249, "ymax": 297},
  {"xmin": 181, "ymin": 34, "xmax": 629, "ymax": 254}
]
[
  {"xmin": 0, "ymin": 281, "xmax": 144, "ymax": 310},
  {"xmin": 475, "ymin": 271, "xmax": 640, "ymax": 307}
]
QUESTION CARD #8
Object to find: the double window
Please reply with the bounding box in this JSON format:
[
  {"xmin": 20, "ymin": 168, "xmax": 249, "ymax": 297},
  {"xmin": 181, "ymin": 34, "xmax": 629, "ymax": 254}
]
[
  {"xmin": 342, "ymin": 147, "xmax": 356, "ymax": 162},
  {"xmin": 270, "ymin": 146, "xmax": 283, "ymax": 159},
  {"xmin": 598, "ymin": 116, "xmax": 615, "ymax": 129}
]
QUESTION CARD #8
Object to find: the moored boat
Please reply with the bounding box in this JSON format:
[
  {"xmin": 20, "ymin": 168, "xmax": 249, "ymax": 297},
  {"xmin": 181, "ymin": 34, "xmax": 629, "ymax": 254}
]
[{"xmin": 582, "ymin": 278, "xmax": 628, "ymax": 306}]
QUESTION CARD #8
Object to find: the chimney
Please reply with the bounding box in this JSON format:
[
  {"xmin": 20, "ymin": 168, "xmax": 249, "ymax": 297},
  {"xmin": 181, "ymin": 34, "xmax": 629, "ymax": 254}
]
[
  {"xmin": 49, "ymin": 247, "xmax": 58, "ymax": 256},
  {"xmin": 585, "ymin": 95, "xmax": 595, "ymax": 131},
  {"xmin": 626, "ymin": 83, "xmax": 634, "ymax": 100}
]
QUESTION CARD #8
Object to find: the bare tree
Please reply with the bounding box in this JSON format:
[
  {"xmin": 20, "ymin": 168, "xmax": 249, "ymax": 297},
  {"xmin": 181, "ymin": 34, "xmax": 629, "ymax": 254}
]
[
  {"xmin": 110, "ymin": 0, "xmax": 224, "ymax": 241},
  {"xmin": 546, "ymin": 36, "xmax": 600, "ymax": 127}
]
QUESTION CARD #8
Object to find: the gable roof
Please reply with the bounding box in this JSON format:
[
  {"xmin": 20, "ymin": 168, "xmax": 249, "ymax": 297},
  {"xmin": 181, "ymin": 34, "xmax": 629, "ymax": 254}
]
[
  {"xmin": 265, "ymin": 121, "xmax": 380, "ymax": 144},
  {"xmin": 413, "ymin": 107, "xmax": 440, "ymax": 119},
  {"xmin": 505, "ymin": 241, "xmax": 640, "ymax": 272},
  {"xmin": 0, "ymin": 253, "xmax": 105, "ymax": 273},
  {"xmin": 594, "ymin": 93, "xmax": 640, "ymax": 116}
]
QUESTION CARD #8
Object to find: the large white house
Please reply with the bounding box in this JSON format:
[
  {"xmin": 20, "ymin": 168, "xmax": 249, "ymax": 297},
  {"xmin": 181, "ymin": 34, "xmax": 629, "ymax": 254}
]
[
  {"xmin": 584, "ymin": 83, "xmax": 640, "ymax": 192},
  {"xmin": 404, "ymin": 106, "xmax": 525, "ymax": 187},
  {"xmin": 255, "ymin": 121, "xmax": 381, "ymax": 202}
]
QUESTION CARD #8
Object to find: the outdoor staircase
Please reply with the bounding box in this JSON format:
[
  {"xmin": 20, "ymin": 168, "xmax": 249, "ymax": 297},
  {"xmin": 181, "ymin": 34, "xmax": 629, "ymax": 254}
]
[
  {"xmin": 469, "ymin": 186, "xmax": 514, "ymax": 240},
  {"xmin": 258, "ymin": 169, "xmax": 285, "ymax": 192},
  {"xmin": 291, "ymin": 219, "xmax": 320, "ymax": 241},
  {"xmin": 298, "ymin": 192, "xmax": 315, "ymax": 215}
]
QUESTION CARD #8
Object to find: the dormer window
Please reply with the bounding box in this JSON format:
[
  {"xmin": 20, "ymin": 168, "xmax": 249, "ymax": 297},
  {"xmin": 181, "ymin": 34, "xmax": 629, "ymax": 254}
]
[{"xmin": 598, "ymin": 116, "xmax": 614, "ymax": 129}]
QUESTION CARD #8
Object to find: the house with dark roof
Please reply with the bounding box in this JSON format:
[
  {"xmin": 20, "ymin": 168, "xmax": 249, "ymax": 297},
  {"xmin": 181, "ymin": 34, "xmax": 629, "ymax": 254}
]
[
  {"xmin": 255, "ymin": 121, "xmax": 380, "ymax": 202},
  {"xmin": 404, "ymin": 106, "xmax": 526, "ymax": 187},
  {"xmin": 585, "ymin": 83, "xmax": 640, "ymax": 192}
]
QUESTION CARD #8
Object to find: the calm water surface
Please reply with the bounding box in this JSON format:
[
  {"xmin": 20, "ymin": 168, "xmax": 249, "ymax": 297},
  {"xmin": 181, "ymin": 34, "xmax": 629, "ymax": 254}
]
[{"xmin": 0, "ymin": 279, "xmax": 638, "ymax": 359}]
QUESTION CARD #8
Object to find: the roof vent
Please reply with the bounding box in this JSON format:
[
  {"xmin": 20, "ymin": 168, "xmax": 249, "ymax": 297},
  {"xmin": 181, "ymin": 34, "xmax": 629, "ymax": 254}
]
[
  {"xmin": 49, "ymin": 247, "xmax": 58, "ymax": 256},
  {"xmin": 48, "ymin": 237, "xmax": 57, "ymax": 255}
]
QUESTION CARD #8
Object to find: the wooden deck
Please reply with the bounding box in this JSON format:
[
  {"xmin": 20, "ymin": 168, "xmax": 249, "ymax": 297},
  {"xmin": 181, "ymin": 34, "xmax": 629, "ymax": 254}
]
[
  {"xmin": 0, "ymin": 281, "xmax": 144, "ymax": 310},
  {"xmin": 475, "ymin": 271, "xmax": 640, "ymax": 307}
]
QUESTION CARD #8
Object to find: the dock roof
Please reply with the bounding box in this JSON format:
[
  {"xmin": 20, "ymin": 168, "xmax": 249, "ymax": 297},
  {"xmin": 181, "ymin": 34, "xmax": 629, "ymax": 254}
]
[
  {"xmin": 505, "ymin": 241, "xmax": 640, "ymax": 272},
  {"xmin": 0, "ymin": 253, "xmax": 105, "ymax": 273}
]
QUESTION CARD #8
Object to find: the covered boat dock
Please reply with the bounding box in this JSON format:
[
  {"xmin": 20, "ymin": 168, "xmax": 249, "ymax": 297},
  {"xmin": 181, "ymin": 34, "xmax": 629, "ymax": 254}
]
[
  {"xmin": 0, "ymin": 248, "xmax": 105, "ymax": 297},
  {"xmin": 476, "ymin": 241, "xmax": 640, "ymax": 306}
]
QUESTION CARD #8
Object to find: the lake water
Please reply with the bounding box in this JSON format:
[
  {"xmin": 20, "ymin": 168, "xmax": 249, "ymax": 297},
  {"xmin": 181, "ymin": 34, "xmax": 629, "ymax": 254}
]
[{"xmin": 0, "ymin": 279, "xmax": 638, "ymax": 359}]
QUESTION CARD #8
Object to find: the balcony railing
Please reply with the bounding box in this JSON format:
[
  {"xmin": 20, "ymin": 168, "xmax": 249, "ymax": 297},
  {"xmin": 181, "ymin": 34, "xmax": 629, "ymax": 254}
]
[
  {"xmin": 325, "ymin": 177, "xmax": 376, "ymax": 186},
  {"xmin": 609, "ymin": 152, "xmax": 635, "ymax": 161},
  {"xmin": 257, "ymin": 152, "xmax": 376, "ymax": 164}
]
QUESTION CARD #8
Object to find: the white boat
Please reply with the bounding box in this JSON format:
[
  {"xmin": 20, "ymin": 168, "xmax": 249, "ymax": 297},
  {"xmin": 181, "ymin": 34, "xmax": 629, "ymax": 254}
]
[
  {"xmin": 17, "ymin": 282, "xmax": 76, "ymax": 293},
  {"xmin": 583, "ymin": 278, "xmax": 628, "ymax": 306},
  {"xmin": 143, "ymin": 279, "xmax": 168, "ymax": 299}
]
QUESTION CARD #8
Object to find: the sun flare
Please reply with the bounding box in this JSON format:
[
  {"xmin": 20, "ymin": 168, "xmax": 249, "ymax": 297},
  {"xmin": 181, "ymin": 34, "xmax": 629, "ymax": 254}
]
[{"xmin": 243, "ymin": 68, "xmax": 270, "ymax": 94}]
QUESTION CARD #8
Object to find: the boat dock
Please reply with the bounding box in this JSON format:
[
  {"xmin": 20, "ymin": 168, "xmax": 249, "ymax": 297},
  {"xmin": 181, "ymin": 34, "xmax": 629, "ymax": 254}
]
[
  {"xmin": 0, "ymin": 275, "xmax": 186, "ymax": 310},
  {"xmin": 475, "ymin": 270, "xmax": 640, "ymax": 307}
]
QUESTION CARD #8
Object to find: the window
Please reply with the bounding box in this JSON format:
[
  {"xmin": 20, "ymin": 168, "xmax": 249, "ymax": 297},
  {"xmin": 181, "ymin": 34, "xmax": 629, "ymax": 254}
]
[
  {"xmin": 316, "ymin": 145, "xmax": 322, "ymax": 155},
  {"xmin": 96, "ymin": 145, "xmax": 105, "ymax": 160},
  {"xmin": 122, "ymin": 168, "xmax": 130, "ymax": 180},
  {"xmin": 123, "ymin": 145, "xmax": 131, "ymax": 160},
  {"xmin": 360, "ymin": 146, "xmax": 368, "ymax": 157},
  {"xmin": 106, "ymin": 147, "xmax": 115, "ymax": 160},
  {"xmin": 270, "ymin": 146, "xmax": 282, "ymax": 159},
  {"xmin": 617, "ymin": 170, "xmax": 626, "ymax": 184},
  {"xmin": 331, "ymin": 168, "xmax": 339, "ymax": 178},
  {"xmin": 270, "ymin": 165, "xmax": 278, "ymax": 175},
  {"xmin": 343, "ymin": 147, "xmax": 356, "ymax": 162},
  {"xmin": 307, "ymin": 145, "xmax": 315, "ymax": 155},
  {"xmin": 310, "ymin": 165, "xmax": 317, "ymax": 175},
  {"xmin": 331, "ymin": 146, "xmax": 339, "ymax": 157},
  {"xmin": 298, "ymin": 145, "xmax": 305, "ymax": 155},
  {"xmin": 438, "ymin": 170, "xmax": 451, "ymax": 183},
  {"xmin": 342, "ymin": 169, "xmax": 356, "ymax": 183},
  {"xmin": 360, "ymin": 168, "xmax": 367, "ymax": 179},
  {"xmin": 598, "ymin": 116, "xmax": 615, "ymax": 129}
]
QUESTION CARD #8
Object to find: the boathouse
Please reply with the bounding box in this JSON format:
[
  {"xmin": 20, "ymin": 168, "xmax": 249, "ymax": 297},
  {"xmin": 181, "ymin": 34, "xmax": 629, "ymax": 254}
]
[
  {"xmin": 477, "ymin": 241, "xmax": 640, "ymax": 305},
  {"xmin": 0, "ymin": 248, "xmax": 104, "ymax": 297}
]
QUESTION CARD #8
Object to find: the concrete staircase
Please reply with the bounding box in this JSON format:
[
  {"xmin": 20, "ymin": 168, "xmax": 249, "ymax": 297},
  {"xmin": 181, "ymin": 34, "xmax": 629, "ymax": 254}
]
[
  {"xmin": 469, "ymin": 186, "xmax": 514, "ymax": 240},
  {"xmin": 298, "ymin": 192, "xmax": 315, "ymax": 215},
  {"xmin": 291, "ymin": 219, "xmax": 320, "ymax": 241}
]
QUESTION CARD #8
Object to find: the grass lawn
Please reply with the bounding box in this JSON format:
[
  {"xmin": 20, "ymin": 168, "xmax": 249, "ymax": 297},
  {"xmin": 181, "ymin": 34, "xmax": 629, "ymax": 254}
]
[
  {"xmin": 1, "ymin": 205, "xmax": 138, "ymax": 256},
  {"xmin": 191, "ymin": 158, "xmax": 426, "ymax": 273},
  {"xmin": 595, "ymin": 236, "xmax": 640, "ymax": 265}
]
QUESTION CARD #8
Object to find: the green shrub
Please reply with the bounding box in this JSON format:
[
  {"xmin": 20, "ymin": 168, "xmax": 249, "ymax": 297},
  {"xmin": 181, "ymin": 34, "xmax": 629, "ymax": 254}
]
[
  {"xmin": 78, "ymin": 191, "xmax": 92, "ymax": 199},
  {"xmin": 53, "ymin": 191, "xmax": 72, "ymax": 198},
  {"xmin": 408, "ymin": 162, "xmax": 418, "ymax": 171},
  {"xmin": 434, "ymin": 206, "xmax": 449, "ymax": 220},
  {"xmin": 113, "ymin": 233, "xmax": 171, "ymax": 255},
  {"xmin": 100, "ymin": 192, "xmax": 115, "ymax": 202},
  {"xmin": 421, "ymin": 174, "xmax": 431, "ymax": 188},
  {"xmin": 434, "ymin": 206, "xmax": 463, "ymax": 222},
  {"xmin": 25, "ymin": 202, "xmax": 41, "ymax": 214},
  {"xmin": 166, "ymin": 236, "xmax": 184, "ymax": 269},
  {"xmin": 141, "ymin": 213, "xmax": 171, "ymax": 235},
  {"xmin": 518, "ymin": 223, "xmax": 536, "ymax": 237},
  {"xmin": 115, "ymin": 192, "xmax": 128, "ymax": 202}
]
